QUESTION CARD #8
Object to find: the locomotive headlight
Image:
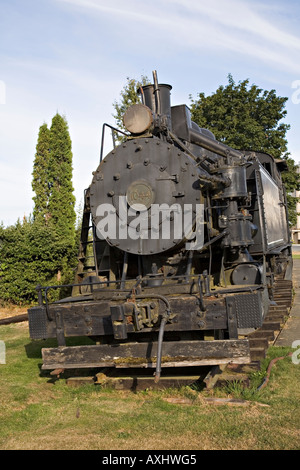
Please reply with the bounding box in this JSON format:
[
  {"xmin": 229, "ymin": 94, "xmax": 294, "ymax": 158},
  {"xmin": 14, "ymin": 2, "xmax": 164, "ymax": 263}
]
[{"xmin": 123, "ymin": 103, "xmax": 153, "ymax": 135}]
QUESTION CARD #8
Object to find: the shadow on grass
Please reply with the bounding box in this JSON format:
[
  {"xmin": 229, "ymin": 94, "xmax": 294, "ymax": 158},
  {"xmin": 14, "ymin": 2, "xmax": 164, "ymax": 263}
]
[{"xmin": 24, "ymin": 336, "xmax": 96, "ymax": 359}]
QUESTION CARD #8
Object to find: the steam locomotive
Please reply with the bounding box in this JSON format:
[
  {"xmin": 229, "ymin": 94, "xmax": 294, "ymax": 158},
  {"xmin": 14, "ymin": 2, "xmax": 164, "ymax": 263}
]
[{"xmin": 28, "ymin": 72, "xmax": 292, "ymax": 381}]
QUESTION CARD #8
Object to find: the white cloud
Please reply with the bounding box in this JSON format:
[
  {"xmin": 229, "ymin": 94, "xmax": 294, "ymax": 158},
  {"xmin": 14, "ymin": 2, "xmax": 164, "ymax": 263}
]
[
  {"xmin": 169, "ymin": 0, "xmax": 300, "ymax": 51},
  {"xmin": 57, "ymin": 0, "xmax": 300, "ymax": 74}
]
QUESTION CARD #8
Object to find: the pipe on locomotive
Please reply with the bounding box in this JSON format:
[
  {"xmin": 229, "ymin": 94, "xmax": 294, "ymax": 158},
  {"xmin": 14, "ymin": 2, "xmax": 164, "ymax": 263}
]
[
  {"xmin": 188, "ymin": 127, "xmax": 245, "ymax": 161},
  {"xmin": 125, "ymin": 292, "xmax": 171, "ymax": 383}
]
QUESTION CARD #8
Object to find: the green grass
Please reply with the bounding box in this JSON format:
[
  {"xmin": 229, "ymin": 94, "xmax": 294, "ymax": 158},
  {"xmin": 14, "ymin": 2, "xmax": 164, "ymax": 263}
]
[{"xmin": 0, "ymin": 322, "xmax": 300, "ymax": 450}]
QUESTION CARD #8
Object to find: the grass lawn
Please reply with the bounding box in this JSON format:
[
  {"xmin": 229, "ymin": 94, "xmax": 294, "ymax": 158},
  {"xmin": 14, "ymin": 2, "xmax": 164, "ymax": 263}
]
[{"xmin": 0, "ymin": 320, "xmax": 299, "ymax": 450}]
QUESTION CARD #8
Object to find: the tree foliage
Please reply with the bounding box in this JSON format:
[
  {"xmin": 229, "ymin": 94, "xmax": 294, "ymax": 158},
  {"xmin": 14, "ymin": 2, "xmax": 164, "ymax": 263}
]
[
  {"xmin": 32, "ymin": 123, "xmax": 50, "ymax": 223},
  {"xmin": 0, "ymin": 114, "xmax": 78, "ymax": 305},
  {"xmin": 47, "ymin": 114, "xmax": 76, "ymax": 238},
  {"xmin": 190, "ymin": 74, "xmax": 290, "ymax": 158}
]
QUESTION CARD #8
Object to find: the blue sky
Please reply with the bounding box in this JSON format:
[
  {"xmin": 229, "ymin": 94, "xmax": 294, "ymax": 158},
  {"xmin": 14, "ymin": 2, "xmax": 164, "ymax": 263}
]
[{"xmin": 1, "ymin": 0, "xmax": 300, "ymax": 226}]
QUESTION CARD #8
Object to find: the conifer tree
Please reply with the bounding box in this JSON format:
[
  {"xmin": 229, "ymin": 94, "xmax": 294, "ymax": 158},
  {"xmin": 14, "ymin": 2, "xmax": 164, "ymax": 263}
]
[
  {"xmin": 0, "ymin": 114, "xmax": 77, "ymax": 304},
  {"xmin": 30, "ymin": 113, "xmax": 77, "ymax": 291},
  {"xmin": 47, "ymin": 113, "xmax": 76, "ymax": 241}
]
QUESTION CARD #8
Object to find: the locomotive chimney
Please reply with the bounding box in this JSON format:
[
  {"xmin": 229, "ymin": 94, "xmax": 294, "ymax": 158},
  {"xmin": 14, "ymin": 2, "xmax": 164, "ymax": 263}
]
[{"xmin": 138, "ymin": 70, "xmax": 172, "ymax": 129}]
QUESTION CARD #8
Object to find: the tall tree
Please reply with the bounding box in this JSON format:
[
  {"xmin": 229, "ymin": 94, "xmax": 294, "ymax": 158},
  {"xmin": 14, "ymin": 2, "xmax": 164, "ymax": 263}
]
[
  {"xmin": 32, "ymin": 123, "xmax": 50, "ymax": 223},
  {"xmin": 190, "ymin": 74, "xmax": 299, "ymax": 225},
  {"xmin": 47, "ymin": 113, "xmax": 76, "ymax": 241},
  {"xmin": 30, "ymin": 113, "xmax": 77, "ymax": 291},
  {"xmin": 32, "ymin": 113, "xmax": 76, "ymax": 240},
  {"xmin": 0, "ymin": 114, "xmax": 78, "ymax": 305}
]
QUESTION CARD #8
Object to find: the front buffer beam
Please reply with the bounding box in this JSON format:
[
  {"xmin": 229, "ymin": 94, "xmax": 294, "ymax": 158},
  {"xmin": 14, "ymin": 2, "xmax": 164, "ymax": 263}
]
[{"xmin": 41, "ymin": 339, "xmax": 251, "ymax": 370}]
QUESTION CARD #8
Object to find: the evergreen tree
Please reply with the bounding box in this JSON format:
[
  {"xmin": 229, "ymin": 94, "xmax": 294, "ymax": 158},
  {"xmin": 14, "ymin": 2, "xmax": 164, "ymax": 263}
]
[
  {"xmin": 112, "ymin": 75, "xmax": 150, "ymax": 134},
  {"xmin": 0, "ymin": 114, "xmax": 78, "ymax": 305},
  {"xmin": 46, "ymin": 113, "xmax": 77, "ymax": 286},
  {"xmin": 32, "ymin": 123, "xmax": 50, "ymax": 222},
  {"xmin": 47, "ymin": 113, "xmax": 76, "ymax": 240},
  {"xmin": 190, "ymin": 74, "xmax": 299, "ymax": 225},
  {"xmin": 32, "ymin": 114, "xmax": 76, "ymax": 237},
  {"xmin": 30, "ymin": 113, "xmax": 77, "ymax": 292}
]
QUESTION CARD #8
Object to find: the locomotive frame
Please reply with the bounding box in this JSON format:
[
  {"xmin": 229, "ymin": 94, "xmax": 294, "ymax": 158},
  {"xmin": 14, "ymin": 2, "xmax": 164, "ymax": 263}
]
[{"xmin": 28, "ymin": 72, "xmax": 293, "ymax": 382}]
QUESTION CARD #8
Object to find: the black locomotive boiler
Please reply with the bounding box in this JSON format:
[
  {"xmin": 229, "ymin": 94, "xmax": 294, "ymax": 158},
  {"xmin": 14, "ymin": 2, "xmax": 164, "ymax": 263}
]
[{"xmin": 28, "ymin": 72, "xmax": 293, "ymax": 381}]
